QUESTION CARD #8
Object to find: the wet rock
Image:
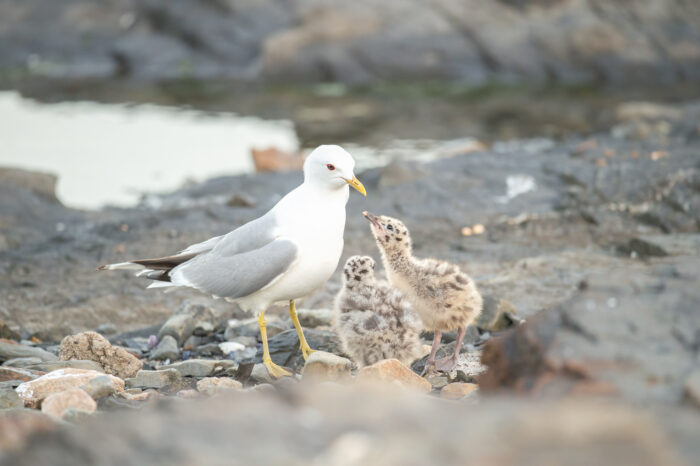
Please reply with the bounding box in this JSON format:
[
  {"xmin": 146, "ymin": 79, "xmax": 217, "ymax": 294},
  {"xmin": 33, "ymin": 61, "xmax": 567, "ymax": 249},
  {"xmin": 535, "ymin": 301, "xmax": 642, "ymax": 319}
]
[
  {"xmin": 24, "ymin": 360, "xmax": 105, "ymax": 373},
  {"xmin": 0, "ymin": 341, "xmax": 58, "ymax": 363},
  {"xmin": 80, "ymin": 375, "xmax": 118, "ymax": 400},
  {"xmin": 15, "ymin": 368, "xmax": 125, "ymax": 408},
  {"xmin": 302, "ymin": 351, "xmax": 352, "ymax": 382},
  {"xmin": 196, "ymin": 377, "xmax": 243, "ymax": 396},
  {"xmin": 0, "ymin": 320, "xmax": 20, "ymax": 340},
  {"xmin": 160, "ymin": 360, "xmax": 236, "ymax": 378},
  {"xmin": 158, "ymin": 314, "xmax": 195, "ymax": 346},
  {"xmin": 255, "ymin": 329, "xmax": 343, "ymax": 372},
  {"xmin": 0, "ymin": 367, "xmax": 44, "ymax": 383},
  {"xmin": 59, "ymin": 332, "xmax": 142, "ymax": 379},
  {"xmin": 150, "ymin": 335, "xmax": 180, "ymax": 361},
  {"xmin": 0, "ymin": 408, "xmax": 58, "ymax": 452},
  {"xmin": 125, "ymin": 369, "xmax": 181, "ymax": 390},
  {"xmin": 0, "ymin": 387, "xmax": 23, "ymax": 409},
  {"xmin": 296, "ymin": 308, "xmax": 333, "ymax": 328},
  {"xmin": 357, "ymin": 359, "xmax": 431, "ymax": 393},
  {"xmin": 41, "ymin": 388, "xmax": 96, "ymax": 420},
  {"xmin": 441, "ymin": 383, "xmax": 478, "ymax": 400}
]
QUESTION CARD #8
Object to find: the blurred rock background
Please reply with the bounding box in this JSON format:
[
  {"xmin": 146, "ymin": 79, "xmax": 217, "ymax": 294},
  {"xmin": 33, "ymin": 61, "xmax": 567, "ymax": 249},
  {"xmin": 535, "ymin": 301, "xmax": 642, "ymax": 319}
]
[{"xmin": 0, "ymin": 1, "xmax": 699, "ymax": 464}]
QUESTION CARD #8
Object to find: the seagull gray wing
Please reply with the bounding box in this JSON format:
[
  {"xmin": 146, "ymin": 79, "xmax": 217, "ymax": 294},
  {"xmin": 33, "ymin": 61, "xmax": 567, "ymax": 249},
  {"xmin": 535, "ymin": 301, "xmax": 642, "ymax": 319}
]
[{"xmin": 170, "ymin": 237, "xmax": 298, "ymax": 299}]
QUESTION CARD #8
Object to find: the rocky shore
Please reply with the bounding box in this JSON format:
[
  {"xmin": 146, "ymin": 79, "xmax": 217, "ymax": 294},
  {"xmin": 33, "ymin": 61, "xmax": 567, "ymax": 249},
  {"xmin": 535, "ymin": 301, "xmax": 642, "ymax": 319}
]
[
  {"xmin": 1, "ymin": 0, "xmax": 700, "ymax": 87},
  {"xmin": 1, "ymin": 99, "xmax": 699, "ymax": 463}
]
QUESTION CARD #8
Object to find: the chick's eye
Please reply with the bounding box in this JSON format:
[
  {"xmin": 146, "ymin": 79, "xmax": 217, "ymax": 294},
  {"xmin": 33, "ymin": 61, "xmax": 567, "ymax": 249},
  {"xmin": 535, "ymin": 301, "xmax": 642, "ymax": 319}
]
[
  {"xmin": 326, "ymin": 164, "xmax": 335, "ymax": 171},
  {"xmin": 386, "ymin": 225, "xmax": 394, "ymax": 231}
]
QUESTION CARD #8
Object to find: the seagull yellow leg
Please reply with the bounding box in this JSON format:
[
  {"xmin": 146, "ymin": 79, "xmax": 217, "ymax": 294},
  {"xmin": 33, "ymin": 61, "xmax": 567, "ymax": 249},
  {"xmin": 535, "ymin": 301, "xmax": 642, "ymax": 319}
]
[
  {"xmin": 258, "ymin": 310, "xmax": 291, "ymax": 378},
  {"xmin": 289, "ymin": 300, "xmax": 315, "ymax": 360}
]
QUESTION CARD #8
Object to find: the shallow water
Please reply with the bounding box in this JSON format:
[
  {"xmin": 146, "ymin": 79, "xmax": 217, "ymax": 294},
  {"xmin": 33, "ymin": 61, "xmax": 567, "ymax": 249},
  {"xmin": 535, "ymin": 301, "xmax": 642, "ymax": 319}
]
[{"xmin": 0, "ymin": 91, "xmax": 298, "ymax": 209}]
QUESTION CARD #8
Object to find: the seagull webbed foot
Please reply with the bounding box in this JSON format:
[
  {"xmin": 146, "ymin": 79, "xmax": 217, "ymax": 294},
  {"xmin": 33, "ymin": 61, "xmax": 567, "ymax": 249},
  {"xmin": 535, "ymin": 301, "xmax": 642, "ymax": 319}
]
[{"xmin": 263, "ymin": 358, "xmax": 292, "ymax": 378}]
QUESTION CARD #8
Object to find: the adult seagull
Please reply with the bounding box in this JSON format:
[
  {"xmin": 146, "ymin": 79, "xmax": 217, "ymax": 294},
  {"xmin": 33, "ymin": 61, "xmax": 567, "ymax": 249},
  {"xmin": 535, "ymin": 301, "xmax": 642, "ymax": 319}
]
[{"xmin": 99, "ymin": 145, "xmax": 366, "ymax": 377}]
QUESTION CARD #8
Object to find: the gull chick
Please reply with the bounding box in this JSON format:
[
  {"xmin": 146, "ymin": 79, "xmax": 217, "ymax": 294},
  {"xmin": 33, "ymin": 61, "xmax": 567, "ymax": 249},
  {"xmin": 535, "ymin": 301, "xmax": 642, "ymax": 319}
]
[
  {"xmin": 363, "ymin": 212, "xmax": 482, "ymax": 373},
  {"xmin": 99, "ymin": 145, "xmax": 366, "ymax": 378},
  {"xmin": 333, "ymin": 255, "xmax": 423, "ymax": 367}
]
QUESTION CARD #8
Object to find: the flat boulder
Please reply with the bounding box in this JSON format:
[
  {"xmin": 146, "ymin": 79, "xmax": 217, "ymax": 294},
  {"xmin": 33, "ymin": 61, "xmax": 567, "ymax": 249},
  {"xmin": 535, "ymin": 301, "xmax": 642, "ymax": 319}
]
[
  {"xmin": 357, "ymin": 359, "xmax": 431, "ymax": 393},
  {"xmin": 15, "ymin": 368, "xmax": 124, "ymax": 408}
]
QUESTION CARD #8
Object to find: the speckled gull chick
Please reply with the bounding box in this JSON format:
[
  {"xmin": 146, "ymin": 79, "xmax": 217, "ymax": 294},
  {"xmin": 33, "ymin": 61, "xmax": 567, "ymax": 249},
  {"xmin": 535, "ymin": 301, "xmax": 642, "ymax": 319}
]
[
  {"xmin": 333, "ymin": 256, "xmax": 423, "ymax": 367},
  {"xmin": 364, "ymin": 212, "xmax": 482, "ymax": 374},
  {"xmin": 99, "ymin": 145, "xmax": 366, "ymax": 378}
]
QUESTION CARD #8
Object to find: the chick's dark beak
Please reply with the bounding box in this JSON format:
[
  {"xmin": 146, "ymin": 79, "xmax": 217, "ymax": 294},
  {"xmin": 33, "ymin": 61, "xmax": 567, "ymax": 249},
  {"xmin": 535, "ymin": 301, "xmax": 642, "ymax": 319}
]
[{"xmin": 362, "ymin": 211, "xmax": 381, "ymax": 228}]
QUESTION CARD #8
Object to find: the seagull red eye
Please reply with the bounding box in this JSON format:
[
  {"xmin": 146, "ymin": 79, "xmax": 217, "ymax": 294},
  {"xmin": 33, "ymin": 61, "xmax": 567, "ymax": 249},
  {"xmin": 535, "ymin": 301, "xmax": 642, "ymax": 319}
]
[{"xmin": 326, "ymin": 164, "xmax": 335, "ymax": 171}]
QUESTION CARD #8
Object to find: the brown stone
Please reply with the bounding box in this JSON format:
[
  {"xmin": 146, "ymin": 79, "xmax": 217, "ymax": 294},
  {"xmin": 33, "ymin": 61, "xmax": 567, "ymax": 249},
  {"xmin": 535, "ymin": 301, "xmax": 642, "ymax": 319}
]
[
  {"xmin": 357, "ymin": 359, "xmax": 431, "ymax": 393},
  {"xmin": 441, "ymin": 382, "xmax": 478, "ymax": 400},
  {"xmin": 59, "ymin": 331, "xmax": 142, "ymax": 379},
  {"xmin": 251, "ymin": 147, "xmax": 304, "ymax": 173},
  {"xmin": 15, "ymin": 368, "xmax": 124, "ymax": 408},
  {"xmin": 41, "ymin": 388, "xmax": 96, "ymax": 419},
  {"xmin": 0, "ymin": 409, "xmax": 58, "ymax": 452},
  {"xmin": 0, "ymin": 367, "xmax": 45, "ymax": 383},
  {"xmin": 196, "ymin": 377, "xmax": 242, "ymax": 396},
  {"xmin": 302, "ymin": 351, "xmax": 352, "ymax": 382}
]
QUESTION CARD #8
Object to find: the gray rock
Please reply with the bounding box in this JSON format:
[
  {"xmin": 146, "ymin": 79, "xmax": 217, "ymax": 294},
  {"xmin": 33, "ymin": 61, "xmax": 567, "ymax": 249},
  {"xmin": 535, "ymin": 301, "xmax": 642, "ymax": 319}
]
[
  {"xmin": 0, "ymin": 387, "xmax": 23, "ymax": 409},
  {"xmin": 196, "ymin": 343, "xmax": 223, "ymax": 357},
  {"xmin": 24, "ymin": 360, "xmax": 105, "ymax": 373},
  {"xmin": 158, "ymin": 314, "xmax": 194, "ymax": 346},
  {"xmin": 248, "ymin": 364, "xmax": 276, "ymax": 385},
  {"xmin": 160, "ymin": 359, "xmax": 236, "ymax": 378},
  {"xmin": 684, "ymin": 370, "xmax": 700, "ymax": 409},
  {"xmin": 296, "ymin": 308, "xmax": 334, "ymax": 328},
  {"xmin": 254, "ymin": 329, "xmax": 343, "ymax": 372},
  {"xmin": 228, "ymin": 336, "xmax": 257, "ymax": 347},
  {"xmin": 80, "ymin": 375, "xmax": 117, "ymax": 400},
  {"xmin": 0, "ymin": 320, "xmax": 20, "ymax": 340},
  {"xmin": 2, "ymin": 357, "xmax": 43, "ymax": 368},
  {"xmin": 426, "ymin": 375, "xmax": 450, "ymax": 390},
  {"xmin": 0, "ymin": 342, "xmax": 58, "ymax": 363},
  {"xmin": 126, "ymin": 369, "xmax": 182, "ymax": 390},
  {"xmin": 150, "ymin": 335, "xmax": 180, "ymax": 361},
  {"xmin": 95, "ymin": 323, "xmax": 117, "ymax": 335},
  {"xmin": 480, "ymin": 258, "xmax": 700, "ymax": 404}
]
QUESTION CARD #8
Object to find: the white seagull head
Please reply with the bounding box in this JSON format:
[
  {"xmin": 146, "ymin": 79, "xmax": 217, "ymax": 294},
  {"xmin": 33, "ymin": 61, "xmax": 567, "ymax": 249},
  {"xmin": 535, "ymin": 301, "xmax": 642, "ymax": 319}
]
[{"xmin": 303, "ymin": 145, "xmax": 366, "ymax": 196}]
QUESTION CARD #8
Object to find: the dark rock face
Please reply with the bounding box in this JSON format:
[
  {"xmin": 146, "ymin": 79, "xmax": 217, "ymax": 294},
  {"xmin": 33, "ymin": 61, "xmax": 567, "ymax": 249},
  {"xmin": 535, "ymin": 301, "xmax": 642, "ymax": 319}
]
[
  {"xmin": 1, "ymin": 0, "xmax": 699, "ymax": 86},
  {"xmin": 480, "ymin": 256, "xmax": 700, "ymax": 403}
]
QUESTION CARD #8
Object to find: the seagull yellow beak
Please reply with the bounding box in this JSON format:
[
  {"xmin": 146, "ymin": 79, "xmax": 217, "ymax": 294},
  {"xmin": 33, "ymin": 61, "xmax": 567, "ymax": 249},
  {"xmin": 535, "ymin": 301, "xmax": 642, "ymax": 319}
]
[{"xmin": 345, "ymin": 176, "xmax": 367, "ymax": 196}]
